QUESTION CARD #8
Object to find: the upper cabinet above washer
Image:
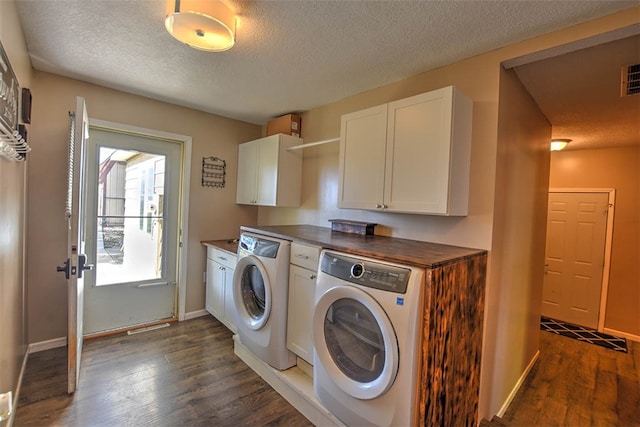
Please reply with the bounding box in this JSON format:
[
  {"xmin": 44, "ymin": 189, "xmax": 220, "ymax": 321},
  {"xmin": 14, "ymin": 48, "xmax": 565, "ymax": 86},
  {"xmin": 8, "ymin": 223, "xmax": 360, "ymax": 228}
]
[
  {"xmin": 338, "ymin": 86, "xmax": 473, "ymax": 216},
  {"xmin": 236, "ymin": 134, "xmax": 303, "ymax": 207}
]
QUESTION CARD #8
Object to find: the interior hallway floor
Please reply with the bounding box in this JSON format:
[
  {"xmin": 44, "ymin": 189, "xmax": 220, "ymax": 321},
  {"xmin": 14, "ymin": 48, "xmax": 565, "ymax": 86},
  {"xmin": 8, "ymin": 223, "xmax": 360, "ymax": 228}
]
[
  {"xmin": 14, "ymin": 316, "xmax": 639, "ymax": 426},
  {"xmin": 496, "ymin": 329, "xmax": 640, "ymax": 426}
]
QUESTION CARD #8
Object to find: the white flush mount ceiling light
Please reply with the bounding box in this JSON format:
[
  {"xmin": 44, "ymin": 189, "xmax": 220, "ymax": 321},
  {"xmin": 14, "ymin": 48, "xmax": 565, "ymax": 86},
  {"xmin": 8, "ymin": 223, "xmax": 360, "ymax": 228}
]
[
  {"xmin": 550, "ymin": 138, "xmax": 571, "ymax": 151},
  {"xmin": 165, "ymin": 0, "xmax": 236, "ymax": 52}
]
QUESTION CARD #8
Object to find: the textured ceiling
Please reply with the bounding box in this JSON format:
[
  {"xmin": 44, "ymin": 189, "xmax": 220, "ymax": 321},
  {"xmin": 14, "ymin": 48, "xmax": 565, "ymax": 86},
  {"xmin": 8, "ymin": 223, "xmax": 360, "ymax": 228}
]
[
  {"xmin": 14, "ymin": 0, "xmax": 640, "ymax": 149},
  {"xmin": 514, "ymin": 34, "xmax": 640, "ymax": 150}
]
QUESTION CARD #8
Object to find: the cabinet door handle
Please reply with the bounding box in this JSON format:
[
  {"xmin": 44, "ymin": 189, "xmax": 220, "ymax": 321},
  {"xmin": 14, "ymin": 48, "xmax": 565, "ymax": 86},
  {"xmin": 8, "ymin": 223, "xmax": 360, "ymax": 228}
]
[
  {"xmin": 295, "ymin": 254, "xmax": 309, "ymax": 260},
  {"xmin": 310, "ymin": 274, "xmax": 317, "ymax": 280},
  {"xmin": 376, "ymin": 204, "xmax": 382, "ymax": 208}
]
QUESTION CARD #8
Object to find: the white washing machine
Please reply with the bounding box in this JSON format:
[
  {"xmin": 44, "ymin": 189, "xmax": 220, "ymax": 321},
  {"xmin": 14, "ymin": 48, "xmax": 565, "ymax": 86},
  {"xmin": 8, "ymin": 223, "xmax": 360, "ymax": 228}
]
[
  {"xmin": 232, "ymin": 232, "xmax": 296, "ymax": 370},
  {"xmin": 312, "ymin": 250, "xmax": 425, "ymax": 427}
]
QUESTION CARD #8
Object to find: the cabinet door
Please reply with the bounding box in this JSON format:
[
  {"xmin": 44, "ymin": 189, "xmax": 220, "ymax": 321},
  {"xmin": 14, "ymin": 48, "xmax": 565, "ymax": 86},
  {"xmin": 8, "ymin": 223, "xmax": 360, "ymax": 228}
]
[
  {"xmin": 385, "ymin": 88, "xmax": 454, "ymax": 214},
  {"xmin": 286, "ymin": 264, "xmax": 317, "ymax": 364},
  {"xmin": 338, "ymin": 104, "xmax": 388, "ymax": 210},
  {"xmin": 236, "ymin": 135, "xmax": 302, "ymax": 207},
  {"xmin": 255, "ymin": 136, "xmax": 279, "ymax": 206},
  {"xmin": 236, "ymin": 140, "xmax": 258, "ymax": 204},
  {"xmin": 385, "ymin": 87, "xmax": 471, "ymax": 215},
  {"xmin": 206, "ymin": 260, "xmax": 226, "ymax": 321},
  {"xmin": 222, "ymin": 267, "xmax": 238, "ymax": 333},
  {"xmin": 205, "ymin": 259, "xmax": 216, "ymax": 315}
]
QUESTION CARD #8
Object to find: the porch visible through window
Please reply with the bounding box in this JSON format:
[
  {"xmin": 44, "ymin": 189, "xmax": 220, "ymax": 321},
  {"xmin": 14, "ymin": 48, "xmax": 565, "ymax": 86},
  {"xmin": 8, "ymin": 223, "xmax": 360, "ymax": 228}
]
[{"xmin": 96, "ymin": 147, "xmax": 166, "ymax": 286}]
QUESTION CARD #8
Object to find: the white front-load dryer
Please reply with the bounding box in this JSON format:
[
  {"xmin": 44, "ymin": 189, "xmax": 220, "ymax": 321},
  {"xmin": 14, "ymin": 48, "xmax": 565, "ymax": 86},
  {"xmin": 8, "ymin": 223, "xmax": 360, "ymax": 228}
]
[
  {"xmin": 232, "ymin": 232, "xmax": 296, "ymax": 370},
  {"xmin": 312, "ymin": 250, "xmax": 425, "ymax": 427}
]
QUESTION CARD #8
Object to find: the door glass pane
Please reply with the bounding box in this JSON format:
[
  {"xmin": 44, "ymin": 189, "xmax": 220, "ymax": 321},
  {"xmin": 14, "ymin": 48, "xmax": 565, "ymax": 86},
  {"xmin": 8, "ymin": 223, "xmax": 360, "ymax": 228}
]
[
  {"xmin": 324, "ymin": 298, "xmax": 385, "ymax": 383},
  {"xmin": 96, "ymin": 147, "xmax": 166, "ymax": 285}
]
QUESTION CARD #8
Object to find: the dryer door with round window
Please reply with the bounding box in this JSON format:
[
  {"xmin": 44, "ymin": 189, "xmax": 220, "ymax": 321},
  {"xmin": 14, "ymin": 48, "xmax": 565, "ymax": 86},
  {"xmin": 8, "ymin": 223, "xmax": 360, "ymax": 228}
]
[
  {"xmin": 312, "ymin": 285, "xmax": 399, "ymax": 400},
  {"xmin": 233, "ymin": 255, "xmax": 272, "ymax": 330}
]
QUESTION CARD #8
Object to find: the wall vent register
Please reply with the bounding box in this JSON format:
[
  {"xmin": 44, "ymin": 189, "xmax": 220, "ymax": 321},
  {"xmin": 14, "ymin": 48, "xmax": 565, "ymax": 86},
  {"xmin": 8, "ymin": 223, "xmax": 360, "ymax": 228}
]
[{"xmin": 621, "ymin": 63, "xmax": 640, "ymax": 96}]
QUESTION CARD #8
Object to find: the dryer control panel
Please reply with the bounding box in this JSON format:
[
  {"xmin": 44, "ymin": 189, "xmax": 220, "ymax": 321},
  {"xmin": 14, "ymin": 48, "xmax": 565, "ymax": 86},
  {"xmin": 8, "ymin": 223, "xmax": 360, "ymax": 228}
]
[{"xmin": 319, "ymin": 252, "xmax": 411, "ymax": 294}]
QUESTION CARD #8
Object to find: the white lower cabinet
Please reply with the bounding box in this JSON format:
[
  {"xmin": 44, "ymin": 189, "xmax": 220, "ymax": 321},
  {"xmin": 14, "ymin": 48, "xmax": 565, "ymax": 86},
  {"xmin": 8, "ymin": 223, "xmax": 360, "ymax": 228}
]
[
  {"xmin": 287, "ymin": 242, "xmax": 320, "ymax": 365},
  {"xmin": 206, "ymin": 247, "xmax": 238, "ymax": 333}
]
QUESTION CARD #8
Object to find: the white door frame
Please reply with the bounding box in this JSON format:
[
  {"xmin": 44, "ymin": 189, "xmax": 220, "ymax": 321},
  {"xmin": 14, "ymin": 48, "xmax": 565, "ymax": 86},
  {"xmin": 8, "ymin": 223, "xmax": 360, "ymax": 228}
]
[
  {"xmin": 548, "ymin": 188, "xmax": 615, "ymax": 332},
  {"xmin": 89, "ymin": 119, "xmax": 192, "ymax": 321}
]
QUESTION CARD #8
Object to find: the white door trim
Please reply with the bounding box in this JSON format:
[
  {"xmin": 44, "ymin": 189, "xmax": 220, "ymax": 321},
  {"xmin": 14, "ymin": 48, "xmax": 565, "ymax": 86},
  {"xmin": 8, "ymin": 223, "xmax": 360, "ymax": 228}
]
[
  {"xmin": 89, "ymin": 118, "xmax": 192, "ymax": 322},
  {"xmin": 549, "ymin": 188, "xmax": 615, "ymax": 332}
]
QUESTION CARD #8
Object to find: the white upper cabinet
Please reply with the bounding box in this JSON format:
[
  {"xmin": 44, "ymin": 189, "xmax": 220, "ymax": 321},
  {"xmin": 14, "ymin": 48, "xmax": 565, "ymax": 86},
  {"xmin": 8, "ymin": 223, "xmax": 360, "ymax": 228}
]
[
  {"xmin": 338, "ymin": 86, "xmax": 473, "ymax": 215},
  {"xmin": 236, "ymin": 134, "xmax": 303, "ymax": 207},
  {"xmin": 338, "ymin": 104, "xmax": 388, "ymax": 211}
]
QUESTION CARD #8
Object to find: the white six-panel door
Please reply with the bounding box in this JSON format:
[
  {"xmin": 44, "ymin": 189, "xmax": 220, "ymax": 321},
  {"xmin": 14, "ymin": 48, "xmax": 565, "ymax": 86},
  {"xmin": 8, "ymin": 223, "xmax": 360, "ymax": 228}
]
[{"xmin": 542, "ymin": 191, "xmax": 610, "ymax": 328}]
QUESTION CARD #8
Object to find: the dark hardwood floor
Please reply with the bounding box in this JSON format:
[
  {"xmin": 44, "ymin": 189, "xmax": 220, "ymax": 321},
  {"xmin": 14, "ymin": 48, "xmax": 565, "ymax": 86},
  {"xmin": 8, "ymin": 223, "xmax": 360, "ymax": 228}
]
[
  {"xmin": 15, "ymin": 316, "xmax": 312, "ymax": 427},
  {"xmin": 501, "ymin": 330, "xmax": 640, "ymax": 427},
  {"xmin": 15, "ymin": 317, "xmax": 639, "ymax": 427}
]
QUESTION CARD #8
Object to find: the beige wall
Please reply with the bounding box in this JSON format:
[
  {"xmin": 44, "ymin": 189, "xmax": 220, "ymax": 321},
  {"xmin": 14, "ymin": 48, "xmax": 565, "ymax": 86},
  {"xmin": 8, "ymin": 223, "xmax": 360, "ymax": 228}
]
[
  {"xmin": 257, "ymin": 8, "xmax": 637, "ymax": 421},
  {"xmin": 27, "ymin": 72, "xmax": 261, "ymax": 343},
  {"xmin": 259, "ymin": 54, "xmax": 500, "ymax": 250},
  {"xmin": 485, "ymin": 67, "xmax": 550, "ymax": 415},
  {"xmin": 549, "ymin": 146, "xmax": 640, "ymax": 337},
  {"xmin": 0, "ymin": 0, "xmax": 32, "ymax": 422}
]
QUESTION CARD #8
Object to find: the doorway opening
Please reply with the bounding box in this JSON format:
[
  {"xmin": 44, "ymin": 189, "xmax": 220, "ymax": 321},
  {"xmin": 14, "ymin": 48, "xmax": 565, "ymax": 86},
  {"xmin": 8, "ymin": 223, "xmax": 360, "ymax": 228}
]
[
  {"xmin": 542, "ymin": 189, "xmax": 615, "ymax": 331},
  {"xmin": 83, "ymin": 122, "xmax": 191, "ymax": 335}
]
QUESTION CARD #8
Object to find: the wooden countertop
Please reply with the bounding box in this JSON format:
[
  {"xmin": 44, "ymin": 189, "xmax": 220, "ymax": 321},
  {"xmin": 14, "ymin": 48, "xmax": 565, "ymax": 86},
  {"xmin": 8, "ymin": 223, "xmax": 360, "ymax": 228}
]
[
  {"xmin": 201, "ymin": 239, "xmax": 239, "ymax": 255},
  {"xmin": 240, "ymin": 224, "xmax": 486, "ymax": 268}
]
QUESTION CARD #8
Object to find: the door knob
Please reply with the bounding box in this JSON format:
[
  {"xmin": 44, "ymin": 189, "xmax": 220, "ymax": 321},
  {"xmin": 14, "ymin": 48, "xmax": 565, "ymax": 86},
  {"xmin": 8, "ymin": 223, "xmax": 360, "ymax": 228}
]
[
  {"xmin": 77, "ymin": 254, "xmax": 94, "ymax": 279},
  {"xmin": 56, "ymin": 259, "xmax": 70, "ymax": 280}
]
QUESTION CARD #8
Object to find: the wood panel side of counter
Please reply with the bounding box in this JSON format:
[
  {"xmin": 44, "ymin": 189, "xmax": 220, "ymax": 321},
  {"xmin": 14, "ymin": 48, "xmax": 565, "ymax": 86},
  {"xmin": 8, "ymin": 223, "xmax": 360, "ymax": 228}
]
[{"xmin": 419, "ymin": 252, "xmax": 487, "ymax": 427}]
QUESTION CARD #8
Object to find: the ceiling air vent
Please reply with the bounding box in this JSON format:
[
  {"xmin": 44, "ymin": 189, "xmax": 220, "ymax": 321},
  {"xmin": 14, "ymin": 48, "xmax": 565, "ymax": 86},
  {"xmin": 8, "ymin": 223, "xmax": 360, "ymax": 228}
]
[{"xmin": 621, "ymin": 64, "xmax": 640, "ymax": 96}]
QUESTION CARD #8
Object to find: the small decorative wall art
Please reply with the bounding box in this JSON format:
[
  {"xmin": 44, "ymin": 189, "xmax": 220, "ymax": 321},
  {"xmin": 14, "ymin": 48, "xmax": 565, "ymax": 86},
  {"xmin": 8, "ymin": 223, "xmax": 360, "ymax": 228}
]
[
  {"xmin": 201, "ymin": 156, "xmax": 226, "ymax": 188},
  {"xmin": 0, "ymin": 41, "xmax": 19, "ymax": 134}
]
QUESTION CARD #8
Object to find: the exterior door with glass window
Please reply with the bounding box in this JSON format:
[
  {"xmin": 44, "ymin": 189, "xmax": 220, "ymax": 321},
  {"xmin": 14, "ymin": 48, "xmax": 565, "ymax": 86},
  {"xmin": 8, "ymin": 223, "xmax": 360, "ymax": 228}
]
[{"xmin": 83, "ymin": 128, "xmax": 182, "ymax": 334}]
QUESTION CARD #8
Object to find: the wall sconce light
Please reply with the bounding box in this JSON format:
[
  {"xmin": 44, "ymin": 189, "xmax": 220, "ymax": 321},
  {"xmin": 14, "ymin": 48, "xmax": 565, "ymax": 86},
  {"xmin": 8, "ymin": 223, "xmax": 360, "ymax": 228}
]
[
  {"xmin": 165, "ymin": 0, "xmax": 236, "ymax": 52},
  {"xmin": 550, "ymin": 138, "xmax": 571, "ymax": 151}
]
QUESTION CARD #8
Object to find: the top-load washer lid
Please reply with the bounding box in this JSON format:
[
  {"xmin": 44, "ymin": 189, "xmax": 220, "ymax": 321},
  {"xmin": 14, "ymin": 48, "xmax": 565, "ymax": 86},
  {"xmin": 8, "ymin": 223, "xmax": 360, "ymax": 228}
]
[{"xmin": 239, "ymin": 233, "xmax": 280, "ymax": 258}]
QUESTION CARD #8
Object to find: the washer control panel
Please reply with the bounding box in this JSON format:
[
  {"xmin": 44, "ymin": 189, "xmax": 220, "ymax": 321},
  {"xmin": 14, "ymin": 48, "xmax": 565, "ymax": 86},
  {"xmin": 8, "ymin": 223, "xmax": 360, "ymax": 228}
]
[
  {"xmin": 320, "ymin": 252, "xmax": 411, "ymax": 293},
  {"xmin": 239, "ymin": 233, "xmax": 280, "ymax": 258}
]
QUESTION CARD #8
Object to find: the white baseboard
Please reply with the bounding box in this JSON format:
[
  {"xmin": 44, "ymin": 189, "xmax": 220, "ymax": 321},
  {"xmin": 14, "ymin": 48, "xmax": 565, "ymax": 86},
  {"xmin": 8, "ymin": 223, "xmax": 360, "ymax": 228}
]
[
  {"xmin": 497, "ymin": 350, "xmax": 540, "ymax": 418},
  {"xmin": 27, "ymin": 311, "xmax": 212, "ymax": 352},
  {"xmin": 28, "ymin": 337, "xmax": 67, "ymax": 354},
  {"xmin": 184, "ymin": 309, "xmax": 208, "ymax": 320},
  {"xmin": 603, "ymin": 327, "xmax": 640, "ymax": 343}
]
